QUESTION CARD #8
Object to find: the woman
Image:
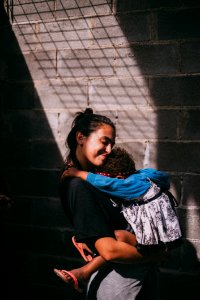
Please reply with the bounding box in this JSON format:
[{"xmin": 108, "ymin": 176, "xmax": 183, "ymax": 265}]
[{"xmin": 58, "ymin": 107, "xmax": 164, "ymax": 299}]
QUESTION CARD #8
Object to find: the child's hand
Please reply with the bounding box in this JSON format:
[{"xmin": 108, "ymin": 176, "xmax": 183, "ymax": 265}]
[{"xmin": 61, "ymin": 167, "xmax": 78, "ymax": 180}]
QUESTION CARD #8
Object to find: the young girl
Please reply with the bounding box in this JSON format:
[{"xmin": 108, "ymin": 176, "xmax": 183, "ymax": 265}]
[{"xmin": 54, "ymin": 146, "xmax": 182, "ymax": 291}]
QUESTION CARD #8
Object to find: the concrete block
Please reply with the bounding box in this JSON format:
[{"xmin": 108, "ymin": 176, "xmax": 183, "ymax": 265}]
[
  {"xmin": 178, "ymin": 110, "xmax": 200, "ymax": 140},
  {"xmin": 0, "ymin": 139, "xmax": 31, "ymax": 168},
  {"xmin": 117, "ymin": 0, "xmax": 151, "ymax": 12},
  {"xmin": 114, "ymin": 141, "xmax": 172, "ymax": 170},
  {"xmin": 31, "ymin": 141, "xmax": 63, "ymax": 169},
  {"xmin": 57, "ymin": 48, "xmax": 115, "ymax": 78},
  {"xmin": 94, "ymin": 109, "xmax": 117, "ymax": 123},
  {"xmin": 6, "ymin": 51, "xmax": 57, "ymax": 81},
  {"xmin": 0, "ymin": 111, "xmax": 32, "ymax": 139},
  {"xmin": 116, "ymin": 13, "xmax": 149, "ymax": 42},
  {"xmin": 88, "ymin": 77, "xmax": 149, "ymax": 108},
  {"xmin": 2, "ymin": 82, "xmax": 35, "ymax": 109},
  {"xmin": 12, "ymin": 0, "xmax": 55, "ymax": 23},
  {"xmin": 0, "ymin": 110, "xmax": 57, "ymax": 141},
  {"xmin": 116, "ymin": 0, "xmax": 191, "ymax": 12},
  {"xmin": 58, "ymin": 111, "xmax": 79, "ymax": 141},
  {"xmin": 154, "ymin": 142, "xmax": 200, "ymax": 173},
  {"xmin": 31, "ymin": 111, "xmax": 59, "ymax": 140},
  {"xmin": 116, "ymin": 109, "xmax": 177, "ymax": 140},
  {"xmin": 178, "ymin": 208, "xmax": 200, "ymax": 240},
  {"xmin": 158, "ymin": 9, "xmax": 200, "ymax": 40},
  {"xmin": 2, "ymin": 196, "xmax": 69, "ymax": 228},
  {"xmin": 89, "ymin": 15, "xmax": 128, "ymax": 48},
  {"xmin": 175, "ymin": 142, "xmax": 200, "ymax": 172},
  {"xmin": 169, "ymin": 175, "xmax": 182, "ymax": 204},
  {"xmin": 90, "ymin": 13, "xmax": 149, "ymax": 48},
  {"xmin": 114, "ymin": 44, "xmax": 179, "ymax": 76},
  {"xmin": 0, "ymin": 23, "xmax": 21, "ymax": 54},
  {"xmin": 12, "ymin": 23, "xmax": 39, "ymax": 52},
  {"xmin": 56, "ymin": 0, "xmax": 112, "ymax": 19},
  {"xmin": 182, "ymin": 174, "xmax": 200, "ymax": 206},
  {"xmin": 181, "ymin": 41, "xmax": 200, "ymax": 73},
  {"xmin": 7, "ymin": 169, "xmax": 60, "ymax": 197},
  {"xmin": 149, "ymin": 75, "xmax": 200, "ymax": 106},
  {"xmin": 34, "ymin": 78, "xmax": 88, "ymax": 109},
  {"xmin": 38, "ymin": 19, "xmax": 91, "ymax": 51}
]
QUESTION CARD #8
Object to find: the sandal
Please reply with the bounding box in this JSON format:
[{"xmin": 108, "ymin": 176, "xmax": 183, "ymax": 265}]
[
  {"xmin": 72, "ymin": 236, "xmax": 93, "ymax": 262},
  {"xmin": 53, "ymin": 269, "xmax": 83, "ymax": 293}
]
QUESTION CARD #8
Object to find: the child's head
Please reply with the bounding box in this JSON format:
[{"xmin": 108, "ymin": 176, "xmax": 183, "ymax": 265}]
[{"xmin": 96, "ymin": 147, "xmax": 136, "ymax": 178}]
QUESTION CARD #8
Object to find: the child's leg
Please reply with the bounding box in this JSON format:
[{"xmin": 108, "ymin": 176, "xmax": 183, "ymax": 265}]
[
  {"xmin": 54, "ymin": 231, "xmax": 138, "ymax": 290},
  {"xmin": 114, "ymin": 229, "xmax": 137, "ymax": 246},
  {"xmin": 72, "ymin": 231, "xmax": 137, "ymax": 262},
  {"xmin": 54, "ymin": 255, "xmax": 106, "ymax": 290}
]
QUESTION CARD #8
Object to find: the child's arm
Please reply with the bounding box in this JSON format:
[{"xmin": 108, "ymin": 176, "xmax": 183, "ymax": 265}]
[
  {"xmin": 86, "ymin": 170, "xmax": 170, "ymax": 200},
  {"xmin": 141, "ymin": 168, "xmax": 170, "ymax": 190},
  {"xmin": 62, "ymin": 167, "xmax": 88, "ymax": 181},
  {"xmin": 86, "ymin": 173, "xmax": 145, "ymax": 200}
]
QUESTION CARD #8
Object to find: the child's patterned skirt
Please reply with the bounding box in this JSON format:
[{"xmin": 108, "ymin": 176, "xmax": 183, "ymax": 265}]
[{"xmin": 121, "ymin": 180, "xmax": 182, "ymax": 247}]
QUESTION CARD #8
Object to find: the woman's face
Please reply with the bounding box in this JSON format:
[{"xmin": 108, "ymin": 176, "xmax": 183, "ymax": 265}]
[{"xmin": 76, "ymin": 124, "xmax": 115, "ymax": 170}]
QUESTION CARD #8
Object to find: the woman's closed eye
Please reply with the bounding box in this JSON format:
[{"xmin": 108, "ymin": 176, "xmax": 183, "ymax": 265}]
[{"xmin": 100, "ymin": 137, "xmax": 115, "ymax": 148}]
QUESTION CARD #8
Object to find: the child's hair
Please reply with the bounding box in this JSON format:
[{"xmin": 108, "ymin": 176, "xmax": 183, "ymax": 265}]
[{"xmin": 96, "ymin": 147, "xmax": 136, "ymax": 178}]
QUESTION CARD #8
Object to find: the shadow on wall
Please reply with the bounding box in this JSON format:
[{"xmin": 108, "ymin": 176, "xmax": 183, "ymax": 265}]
[
  {"xmin": 116, "ymin": 2, "xmax": 200, "ymax": 298},
  {"xmin": 0, "ymin": 1, "xmax": 200, "ymax": 300},
  {"xmin": 0, "ymin": 2, "xmax": 66, "ymax": 300}
]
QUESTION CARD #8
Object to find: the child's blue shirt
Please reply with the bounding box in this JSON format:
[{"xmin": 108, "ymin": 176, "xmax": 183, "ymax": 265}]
[{"xmin": 86, "ymin": 168, "xmax": 170, "ymax": 201}]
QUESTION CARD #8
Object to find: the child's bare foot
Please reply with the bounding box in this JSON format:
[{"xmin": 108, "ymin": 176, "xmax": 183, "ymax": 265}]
[
  {"xmin": 54, "ymin": 266, "xmax": 91, "ymax": 292},
  {"xmin": 54, "ymin": 268, "xmax": 84, "ymax": 293}
]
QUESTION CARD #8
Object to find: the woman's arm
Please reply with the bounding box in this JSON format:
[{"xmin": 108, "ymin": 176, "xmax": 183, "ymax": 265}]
[
  {"xmin": 60, "ymin": 177, "xmax": 166, "ymax": 265},
  {"xmin": 94, "ymin": 236, "xmax": 166, "ymax": 264}
]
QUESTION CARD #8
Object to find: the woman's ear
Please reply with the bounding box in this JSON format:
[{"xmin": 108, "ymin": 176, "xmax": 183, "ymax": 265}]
[{"xmin": 76, "ymin": 131, "xmax": 85, "ymax": 145}]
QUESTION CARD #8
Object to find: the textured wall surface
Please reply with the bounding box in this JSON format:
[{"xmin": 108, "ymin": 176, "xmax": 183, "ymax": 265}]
[{"xmin": 0, "ymin": 1, "xmax": 200, "ymax": 299}]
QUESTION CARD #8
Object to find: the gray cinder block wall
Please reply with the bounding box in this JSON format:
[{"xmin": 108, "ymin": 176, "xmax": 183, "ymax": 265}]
[{"xmin": 0, "ymin": 1, "xmax": 200, "ymax": 299}]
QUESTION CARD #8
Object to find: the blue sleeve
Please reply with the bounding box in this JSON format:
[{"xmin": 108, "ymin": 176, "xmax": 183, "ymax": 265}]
[
  {"xmin": 86, "ymin": 172, "xmax": 151, "ymax": 200},
  {"xmin": 139, "ymin": 168, "xmax": 170, "ymax": 190}
]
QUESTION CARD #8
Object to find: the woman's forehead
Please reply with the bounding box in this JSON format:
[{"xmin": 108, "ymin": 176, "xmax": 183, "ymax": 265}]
[{"xmin": 95, "ymin": 125, "xmax": 115, "ymax": 137}]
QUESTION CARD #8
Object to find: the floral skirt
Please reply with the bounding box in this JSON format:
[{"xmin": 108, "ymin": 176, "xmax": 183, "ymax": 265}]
[{"xmin": 121, "ymin": 181, "xmax": 182, "ymax": 245}]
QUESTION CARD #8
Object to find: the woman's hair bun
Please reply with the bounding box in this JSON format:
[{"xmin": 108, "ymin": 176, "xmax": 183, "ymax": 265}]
[
  {"xmin": 72, "ymin": 107, "xmax": 93, "ymax": 127},
  {"xmin": 84, "ymin": 107, "xmax": 93, "ymax": 115}
]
